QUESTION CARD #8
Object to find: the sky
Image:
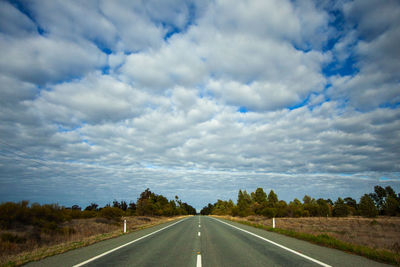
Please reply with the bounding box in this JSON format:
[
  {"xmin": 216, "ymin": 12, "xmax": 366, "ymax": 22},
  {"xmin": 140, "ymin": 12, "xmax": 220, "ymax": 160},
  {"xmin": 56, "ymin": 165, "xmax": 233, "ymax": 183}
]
[{"xmin": 0, "ymin": 0, "xmax": 399, "ymax": 211}]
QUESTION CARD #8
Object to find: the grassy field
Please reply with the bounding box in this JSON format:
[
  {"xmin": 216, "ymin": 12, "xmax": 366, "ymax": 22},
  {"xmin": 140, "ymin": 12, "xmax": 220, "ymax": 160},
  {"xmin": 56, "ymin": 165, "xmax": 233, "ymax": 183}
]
[
  {"xmin": 215, "ymin": 215, "xmax": 400, "ymax": 265},
  {"xmin": 0, "ymin": 216, "xmax": 185, "ymax": 266}
]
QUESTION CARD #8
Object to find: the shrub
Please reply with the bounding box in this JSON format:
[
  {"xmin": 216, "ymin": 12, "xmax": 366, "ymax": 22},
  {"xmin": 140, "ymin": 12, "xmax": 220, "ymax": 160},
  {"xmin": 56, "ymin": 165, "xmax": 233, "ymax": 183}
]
[
  {"xmin": 98, "ymin": 207, "xmax": 123, "ymax": 222},
  {"xmin": 1, "ymin": 233, "xmax": 27, "ymax": 244}
]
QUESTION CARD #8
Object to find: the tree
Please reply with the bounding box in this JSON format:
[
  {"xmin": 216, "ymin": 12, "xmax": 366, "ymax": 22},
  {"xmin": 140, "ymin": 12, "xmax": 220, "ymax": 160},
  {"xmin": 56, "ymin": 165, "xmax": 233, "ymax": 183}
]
[
  {"xmin": 71, "ymin": 205, "xmax": 81, "ymax": 211},
  {"xmin": 237, "ymin": 190, "xmax": 252, "ymax": 217},
  {"xmin": 326, "ymin": 199, "xmax": 334, "ymax": 206},
  {"xmin": 120, "ymin": 201, "xmax": 128, "ymax": 211},
  {"xmin": 267, "ymin": 190, "xmax": 278, "ymax": 207},
  {"xmin": 200, "ymin": 203, "xmax": 214, "ymax": 215},
  {"xmin": 128, "ymin": 202, "xmax": 136, "ymax": 211},
  {"xmin": 85, "ymin": 203, "xmax": 98, "ymax": 211},
  {"xmin": 369, "ymin": 185, "xmax": 387, "ymax": 213},
  {"xmin": 359, "ymin": 194, "xmax": 378, "ymax": 218},
  {"xmin": 303, "ymin": 195, "xmax": 312, "ymax": 204},
  {"xmin": 385, "ymin": 186, "xmax": 397, "ymax": 199},
  {"xmin": 303, "ymin": 196, "xmax": 319, "ymax": 216},
  {"xmin": 385, "ymin": 196, "xmax": 399, "ymax": 216},
  {"xmin": 136, "ymin": 189, "xmax": 157, "ymax": 216},
  {"xmin": 113, "ymin": 200, "xmax": 120, "ymax": 209},
  {"xmin": 287, "ymin": 198, "xmax": 303, "ymax": 217},
  {"xmin": 212, "ymin": 200, "xmax": 234, "ymax": 215},
  {"xmin": 252, "ymin": 188, "xmax": 267, "ymax": 204},
  {"xmin": 276, "ymin": 200, "xmax": 288, "ymax": 217},
  {"xmin": 316, "ymin": 198, "xmax": 331, "ymax": 217},
  {"xmin": 344, "ymin": 197, "xmax": 358, "ymax": 215},
  {"xmin": 332, "ymin": 198, "xmax": 349, "ymax": 217}
]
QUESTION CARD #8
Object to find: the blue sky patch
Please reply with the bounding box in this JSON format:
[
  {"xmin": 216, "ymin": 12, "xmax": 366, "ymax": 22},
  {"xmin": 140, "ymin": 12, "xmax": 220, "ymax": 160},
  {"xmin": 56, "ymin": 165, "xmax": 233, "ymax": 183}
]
[{"xmin": 238, "ymin": 106, "xmax": 248, "ymax": 113}]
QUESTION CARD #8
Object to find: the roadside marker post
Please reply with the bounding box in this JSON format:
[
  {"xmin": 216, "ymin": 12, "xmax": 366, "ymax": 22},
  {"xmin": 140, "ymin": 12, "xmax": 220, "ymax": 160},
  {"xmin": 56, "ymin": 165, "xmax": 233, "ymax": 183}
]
[
  {"xmin": 272, "ymin": 217, "xmax": 275, "ymax": 229},
  {"xmin": 124, "ymin": 220, "xmax": 127, "ymax": 233}
]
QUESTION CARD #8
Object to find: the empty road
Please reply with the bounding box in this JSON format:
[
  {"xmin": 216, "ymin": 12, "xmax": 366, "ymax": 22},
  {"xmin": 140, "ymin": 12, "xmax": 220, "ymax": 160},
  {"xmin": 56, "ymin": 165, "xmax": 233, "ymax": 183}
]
[{"xmin": 26, "ymin": 216, "xmax": 390, "ymax": 266}]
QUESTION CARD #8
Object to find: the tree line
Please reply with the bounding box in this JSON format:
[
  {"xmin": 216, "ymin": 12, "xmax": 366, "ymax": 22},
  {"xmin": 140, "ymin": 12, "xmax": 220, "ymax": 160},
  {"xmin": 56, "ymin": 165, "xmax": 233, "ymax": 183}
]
[
  {"xmin": 200, "ymin": 185, "xmax": 400, "ymax": 218},
  {"xmin": 0, "ymin": 188, "xmax": 196, "ymax": 232}
]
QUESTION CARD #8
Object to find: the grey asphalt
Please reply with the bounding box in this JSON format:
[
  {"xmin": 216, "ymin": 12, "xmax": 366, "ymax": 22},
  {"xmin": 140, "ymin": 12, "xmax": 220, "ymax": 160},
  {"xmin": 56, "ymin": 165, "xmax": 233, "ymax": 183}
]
[{"xmin": 25, "ymin": 216, "xmax": 391, "ymax": 267}]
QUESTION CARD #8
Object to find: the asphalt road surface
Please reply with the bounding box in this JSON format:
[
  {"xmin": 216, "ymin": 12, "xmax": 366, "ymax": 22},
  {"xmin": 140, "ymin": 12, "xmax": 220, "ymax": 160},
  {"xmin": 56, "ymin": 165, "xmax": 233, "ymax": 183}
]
[{"xmin": 26, "ymin": 216, "xmax": 391, "ymax": 267}]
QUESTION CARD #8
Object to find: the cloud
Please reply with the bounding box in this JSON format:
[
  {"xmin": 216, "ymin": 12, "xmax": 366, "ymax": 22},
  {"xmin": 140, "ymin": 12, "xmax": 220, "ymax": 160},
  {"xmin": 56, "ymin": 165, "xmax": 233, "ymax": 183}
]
[
  {"xmin": 27, "ymin": 72, "xmax": 153, "ymax": 126},
  {"xmin": 120, "ymin": 35, "xmax": 207, "ymax": 90},
  {"xmin": 0, "ymin": 0, "xmax": 399, "ymax": 209},
  {"xmin": 328, "ymin": 0, "xmax": 400, "ymax": 110},
  {"xmin": 0, "ymin": 34, "xmax": 106, "ymax": 85},
  {"xmin": 0, "ymin": 1, "xmax": 37, "ymax": 37}
]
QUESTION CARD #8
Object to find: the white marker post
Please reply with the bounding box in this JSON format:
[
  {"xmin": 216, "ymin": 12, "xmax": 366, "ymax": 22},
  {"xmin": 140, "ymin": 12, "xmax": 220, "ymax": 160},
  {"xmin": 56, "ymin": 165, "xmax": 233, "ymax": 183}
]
[
  {"xmin": 124, "ymin": 220, "xmax": 127, "ymax": 233},
  {"xmin": 272, "ymin": 217, "xmax": 275, "ymax": 229}
]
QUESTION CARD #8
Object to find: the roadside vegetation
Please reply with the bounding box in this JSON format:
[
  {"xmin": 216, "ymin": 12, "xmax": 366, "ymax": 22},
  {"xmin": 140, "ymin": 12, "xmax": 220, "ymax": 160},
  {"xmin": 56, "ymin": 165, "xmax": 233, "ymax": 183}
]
[
  {"xmin": 201, "ymin": 185, "xmax": 400, "ymax": 265},
  {"xmin": 201, "ymin": 185, "xmax": 400, "ymax": 218},
  {"xmin": 0, "ymin": 189, "xmax": 195, "ymax": 266}
]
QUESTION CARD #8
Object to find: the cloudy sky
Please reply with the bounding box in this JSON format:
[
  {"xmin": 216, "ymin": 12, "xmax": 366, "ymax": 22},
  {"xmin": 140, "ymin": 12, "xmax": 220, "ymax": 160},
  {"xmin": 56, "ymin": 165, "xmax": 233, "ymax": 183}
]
[{"xmin": 0, "ymin": 0, "xmax": 399, "ymax": 210}]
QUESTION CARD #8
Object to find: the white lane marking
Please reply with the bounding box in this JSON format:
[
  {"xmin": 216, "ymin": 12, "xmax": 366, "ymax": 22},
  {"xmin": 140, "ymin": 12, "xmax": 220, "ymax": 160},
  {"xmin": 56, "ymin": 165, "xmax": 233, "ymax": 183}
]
[
  {"xmin": 196, "ymin": 254, "xmax": 202, "ymax": 267},
  {"xmin": 198, "ymin": 232, "xmax": 201, "ymax": 237},
  {"xmin": 211, "ymin": 218, "xmax": 331, "ymax": 267},
  {"xmin": 199, "ymin": 224, "xmax": 201, "ymax": 228},
  {"xmin": 73, "ymin": 218, "xmax": 188, "ymax": 267}
]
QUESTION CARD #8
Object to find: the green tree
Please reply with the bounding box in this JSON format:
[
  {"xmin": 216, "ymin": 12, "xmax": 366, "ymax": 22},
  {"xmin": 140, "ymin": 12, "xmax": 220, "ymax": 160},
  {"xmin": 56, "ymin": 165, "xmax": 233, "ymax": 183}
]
[
  {"xmin": 267, "ymin": 190, "xmax": 278, "ymax": 207},
  {"xmin": 303, "ymin": 195, "xmax": 312, "ymax": 204},
  {"xmin": 276, "ymin": 200, "xmax": 288, "ymax": 217},
  {"xmin": 316, "ymin": 198, "xmax": 331, "ymax": 217},
  {"xmin": 237, "ymin": 190, "xmax": 252, "ymax": 217},
  {"xmin": 332, "ymin": 198, "xmax": 349, "ymax": 217},
  {"xmin": 200, "ymin": 203, "xmax": 215, "ymax": 215},
  {"xmin": 136, "ymin": 189, "xmax": 155, "ymax": 215},
  {"xmin": 385, "ymin": 186, "xmax": 397, "ymax": 199},
  {"xmin": 344, "ymin": 197, "xmax": 358, "ymax": 215},
  {"xmin": 212, "ymin": 200, "xmax": 234, "ymax": 215},
  {"xmin": 369, "ymin": 185, "xmax": 387, "ymax": 213},
  {"xmin": 287, "ymin": 198, "xmax": 303, "ymax": 217},
  {"xmin": 385, "ymin": 196, "xmax": 399, "ymax": 216},
  {"xmin": 359, "ymin": 194, "xmax": 378, "ymax": 218},
  {"xmin": 252, "ymin": 188, "xmax": 267, "ymax": 204},
  {"xmin": 304, "ymin": 198, "xmax": 319, "ymax": 217},
  {"xmin": 84, "ymin": 203, "xmax": 98, "ymax": 211}
]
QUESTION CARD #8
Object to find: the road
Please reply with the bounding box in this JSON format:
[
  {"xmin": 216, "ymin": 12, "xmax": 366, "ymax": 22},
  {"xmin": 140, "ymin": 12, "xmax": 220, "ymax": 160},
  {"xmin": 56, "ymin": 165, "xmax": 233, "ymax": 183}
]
[{"xmin": 26, "ymin": 216, "xmax": 391, "ymax": 267}]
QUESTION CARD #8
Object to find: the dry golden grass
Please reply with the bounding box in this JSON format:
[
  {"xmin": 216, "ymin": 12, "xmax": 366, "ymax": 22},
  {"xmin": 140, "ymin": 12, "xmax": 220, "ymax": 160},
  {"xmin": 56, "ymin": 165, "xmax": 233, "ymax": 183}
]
[
  {"xmin": 217, "ymin": 215, "xmax": 400, "ymax": 254},
  {"xmin": 0, "ymin": 216, "xmax": 187, "ymax": 267}
]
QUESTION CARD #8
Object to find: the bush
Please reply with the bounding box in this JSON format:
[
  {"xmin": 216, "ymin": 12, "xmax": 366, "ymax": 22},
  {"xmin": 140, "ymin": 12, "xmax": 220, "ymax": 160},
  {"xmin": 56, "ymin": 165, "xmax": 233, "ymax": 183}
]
[
  {"xmin": 98, "ymin": 207, "xmax": 123, "ymax": 222},
  {"xmin": 1, "ymin": 233, "xmax": 27, "ymax": 244}
]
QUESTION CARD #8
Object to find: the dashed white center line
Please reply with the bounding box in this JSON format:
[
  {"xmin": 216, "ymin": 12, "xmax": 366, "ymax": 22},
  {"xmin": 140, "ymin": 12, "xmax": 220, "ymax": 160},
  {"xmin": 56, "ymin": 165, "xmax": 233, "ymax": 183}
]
[
  {"xmin": 196, "ymin": 254, "xmax": 202, "ymax": 267},
  {"xmin": 199, "ymin": 224, "xmax": 201, "ymax": 228},
  {"xmin": 198, "ymin": 232, "xmax": 201, "ymax": 237}
]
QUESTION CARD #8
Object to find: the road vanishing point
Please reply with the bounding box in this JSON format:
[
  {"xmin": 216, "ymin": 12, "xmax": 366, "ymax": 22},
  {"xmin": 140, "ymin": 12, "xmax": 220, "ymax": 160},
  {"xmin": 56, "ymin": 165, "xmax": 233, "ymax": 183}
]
[{"xmin": 26, "ymin": 216, "xmax": 391, "ymax": 267}]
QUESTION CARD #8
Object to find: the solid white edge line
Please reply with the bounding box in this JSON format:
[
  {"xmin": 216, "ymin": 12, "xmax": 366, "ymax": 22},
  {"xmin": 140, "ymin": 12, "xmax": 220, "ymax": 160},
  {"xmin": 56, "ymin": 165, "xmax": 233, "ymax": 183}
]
[
  {"xmin": 196, "ymin": 254, "xmax": 202, "ymax": 267},
  {"xmin": 211, "ymin": 217, "xmax": 331, "ymax": 267},
  {"xmin": 73, "ymin": 218, "xmax": 188, "ymax": 267}
]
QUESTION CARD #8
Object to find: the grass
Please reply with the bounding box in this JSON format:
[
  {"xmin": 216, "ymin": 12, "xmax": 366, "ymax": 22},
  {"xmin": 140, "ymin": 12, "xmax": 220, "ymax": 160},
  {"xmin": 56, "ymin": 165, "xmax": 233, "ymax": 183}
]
[
  {"xmin": 214, "ymin": 215, "xmax": 400, "ymax": 266},
  {"xmin": 0, "ymin": 216, "xmax": 187, "ymax": 267}
]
